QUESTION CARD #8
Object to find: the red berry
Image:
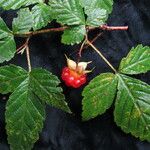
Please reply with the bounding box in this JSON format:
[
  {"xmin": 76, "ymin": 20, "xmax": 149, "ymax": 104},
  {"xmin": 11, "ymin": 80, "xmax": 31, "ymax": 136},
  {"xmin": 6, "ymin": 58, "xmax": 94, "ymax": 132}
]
[
  {"xmin": 61, "ymin": 67, "xmax": 87, "ymax": 88},
  {"xmin": 79, "ymin": 75, "xmax": 86, "ymax": 84}
]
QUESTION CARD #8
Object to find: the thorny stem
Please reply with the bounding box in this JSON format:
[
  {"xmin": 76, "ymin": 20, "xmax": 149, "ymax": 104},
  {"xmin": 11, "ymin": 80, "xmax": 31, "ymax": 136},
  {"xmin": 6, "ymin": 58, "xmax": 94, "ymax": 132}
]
[
  {"xmin": 87, "ymin": 40, "xmax": 117, "ymax": 73},
  {"xmin": 26, "ymin": 45, "xmax": 32, "ymax": 72}
]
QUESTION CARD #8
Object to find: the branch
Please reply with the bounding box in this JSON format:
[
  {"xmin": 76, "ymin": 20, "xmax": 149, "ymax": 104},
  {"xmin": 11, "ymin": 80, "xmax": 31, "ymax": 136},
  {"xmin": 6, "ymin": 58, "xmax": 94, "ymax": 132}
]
[
  {"xmin": 87, "ymin": 40, "xmax": 117, "ymax": 73},
  {"xmin": 14, "ymin": 25, "xmax": 128, "ymax": 38},
  {"xmin": 88, "ymin": 25, "xmax": 128, "ymax": 31},
  {"xmin": 17, "ymin": 37, "xmax": 30, "ymax": 53},
  {"xmin": 15, "ymin": 26, "xmax": 68, "ymax": 37},
  {"xmin": 100, "ymin": 25, "xmax": 128, "ymax": 31}
]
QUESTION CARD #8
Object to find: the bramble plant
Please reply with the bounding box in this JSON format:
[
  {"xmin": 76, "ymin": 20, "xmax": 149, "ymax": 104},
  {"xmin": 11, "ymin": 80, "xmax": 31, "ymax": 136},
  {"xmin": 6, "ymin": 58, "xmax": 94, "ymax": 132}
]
[{"xmin": 0, "ymin": 0, "xmax": 150, "ymax": 149}]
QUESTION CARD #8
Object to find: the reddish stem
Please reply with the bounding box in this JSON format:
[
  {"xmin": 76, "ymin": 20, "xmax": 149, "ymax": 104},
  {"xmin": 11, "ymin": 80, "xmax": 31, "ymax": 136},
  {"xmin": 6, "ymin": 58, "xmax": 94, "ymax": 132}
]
[
  {"xmin": 15, "ymin": 25, "xmax": 128, "ymax": 37},
  {"xmin": 15, "ymin": 26, "xmax": 68, "ymax": 37},
  {"xmin": 100, "ymin": 25, "xmax": 128, "ymax": 31},
  {"xmin": 16, "ymin": 37, "xmax": 30, "ymax": 53}
]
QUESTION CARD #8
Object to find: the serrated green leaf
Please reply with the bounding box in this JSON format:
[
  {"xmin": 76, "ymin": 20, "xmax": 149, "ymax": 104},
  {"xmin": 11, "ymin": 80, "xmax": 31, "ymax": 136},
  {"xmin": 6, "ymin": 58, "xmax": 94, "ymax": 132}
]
[
  {"xmin": 119, "ymin": 45, "xmax": 150, "ymax": 75},
  {"xmin": 0, "ymin": 18, "xmax": 16, "ymax": 63},
  {"xmin": 80, "ymin": 0, "xmax": 113, "ymax": 26},
  {"xmin": 6, "ymin": 78, "xmax": 45, "ymax": 150},
  {"xmin": 25, "ymin": 0, "xmax": 44, "ymax": 6},
  {"xmin": 12, "ymin": 8, "xmax": 33, "ymax": 34},
  {"xmin": 114, "ymin": 74, "xmax": 150, "ymax": 141},
  {"xmin": 0, "ymin": 0, "xmax": 44, "ymax": 10},
  {"xmin": 86, "ymin": 8, "xmax": 108, "ymax": 27},
  {"xmin": 29, "ymin": 68, "xmax": 71, "ymax": 113},
  {"xmin": 4, "ymin": 65, "xmax": 70, "ymax": 149},
  {"xmin": 32, "ymin": 4, "xmax": 52, "ymax": 30},
  {"xmin": 0, "ymin": 65, "xmax": 28, "ymax": 94},
  {"xmin": 61, "ymin": 25, "xmax": 86, "ymax": 45},
  {"xmin": 49, "ymin": 0, "xmax": 85, "ymax": 25},
  {"xmin": 80, "ymin": 0, "xmax": 113, "ymax": 14},
  {"xmin": 82, "ymin": 73, "xmax": 118, "ymax": 121}
]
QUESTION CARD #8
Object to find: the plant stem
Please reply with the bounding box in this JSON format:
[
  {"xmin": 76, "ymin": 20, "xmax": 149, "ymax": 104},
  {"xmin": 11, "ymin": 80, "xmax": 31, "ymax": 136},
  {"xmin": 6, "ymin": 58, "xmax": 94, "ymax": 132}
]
[
  {"xmin": 14, "ymin": 25, "xmax": 128, "ymax": 37},
  {"xmin": 15, "ymin": 26, "xmax": 68, "ymax": 37},
  {"xmin": 88, "ymin": 25, "xmax": 128, "ymax": 31},
  {"xmin": 26, "ymin": 45, "xmax": 32, "ymax": 72},
  {"xmin": 78, "ymin": 39, "xmax": 87, "ymax": 57},
  {"xmin": 84, "ymin": 32, "xmax": 103, "ymax": 49},
  {"xmin": 87, "ymin": 40, "xmax": 117, "ymax": 73},
  {"xmin": 17, "ymin": 37, "xmax": 30, "ymax": 53}
]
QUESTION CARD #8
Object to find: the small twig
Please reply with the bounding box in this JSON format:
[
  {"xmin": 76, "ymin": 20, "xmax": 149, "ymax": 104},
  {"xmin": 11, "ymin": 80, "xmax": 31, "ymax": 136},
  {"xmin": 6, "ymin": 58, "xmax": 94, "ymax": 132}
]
[
  {"xmin": 87, "ymin": 40, "xmax": 117, "ymax": 73},
  {"xmin": 69, "ymin": 32, "xmax": 103, "ymax": 57},
  {"xmin": 17, "ymin": 37, "xmax": 30, "ymax": 53},
  {"xmin": 84, "ymin": 32, "xmax": 103, "ymax": 49},
  {"xmin": 26, "ymin": 45, "xmax": 31, "ymax": 72},
  {"xmin": 78, "ymin": 40, "xmax": 87, "ymax": 57}
]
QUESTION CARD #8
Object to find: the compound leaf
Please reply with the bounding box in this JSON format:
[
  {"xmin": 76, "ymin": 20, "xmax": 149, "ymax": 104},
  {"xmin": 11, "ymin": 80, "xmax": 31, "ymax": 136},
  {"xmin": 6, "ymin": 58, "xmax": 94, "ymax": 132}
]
[
  {"xmin": 119, "ymin": 45, "xmax": 150, "ymax": 75},
  {"xmin": 115, "ymin": 74, "xmax": 150, "ymax": 141},
  {"xmin": 3, "ymin": 65, "xmax": 70, "ymax": 149},
  {"xmin": 82, "ymin": 73, "xmax": 117, "ymax": 121}
]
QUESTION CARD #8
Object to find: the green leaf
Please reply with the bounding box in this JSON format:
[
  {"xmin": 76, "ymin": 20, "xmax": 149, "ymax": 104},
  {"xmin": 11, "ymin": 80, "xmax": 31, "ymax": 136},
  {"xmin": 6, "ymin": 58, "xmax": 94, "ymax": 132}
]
[
  {"xmin": 86, "ymin": 8, "xmax": 108, "ymax": 27},
  {"xmin": 0, "ymin": 18, "xmax": 16, "ymax": 63},
  {"xmin": 12, "ymin": 8, "xmax": 33, "ymax": 34},
  {"xmin": 25, "ymin": 0, "xmax": 44, "ymax": 6},
  {"xmin": 0, "ymin": 0, "xmax": 44, "ymax": 10},
  {"xmin": 49, "ymin": 0, "xmax": 85, "ymax": 25},
  {"xmin": 29, "ymin": 68, "xmax": 71, "ymax": 113},
  {"xmin": 82, "ymin": 73, "xmax": 118, "ymax": 121},
  {"xmin": 119, "ymin": 45, "xmax": 150, "ymax": 75},
  {"xmin": 114, "ymin": 74, "xmax": 150, "ymax": 141},
  {"xmin": 80, "ymin": 0, "xmax": 113, "ymax": 26},
  {"xmin": 6, "ymin": 78, "xmax": 46, "ymax": 150},
  {"xmin": 61, "ymin": 25, "xmax": 86, "ymax": 45},
  {"xmin": 3, "ymin": 65, "xmax": 70, "ymax": 149},
  {"xmin": 80, "ymin": 0, "xmax": 113, "ymax": 14},
  {"xmin": 32, "ymin": 4, "xmax": 52, "ymax": 30},
  {"xmin": 0, "ymin": 65, "xmax": 28, "ymax": 94}
]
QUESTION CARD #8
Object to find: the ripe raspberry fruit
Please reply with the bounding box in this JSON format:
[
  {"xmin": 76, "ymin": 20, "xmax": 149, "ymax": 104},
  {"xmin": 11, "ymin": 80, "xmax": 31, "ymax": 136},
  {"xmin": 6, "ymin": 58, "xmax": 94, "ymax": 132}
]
[
  {"xmin": 62, "ymin": 67, "xmax": 87, "ymax": 88},
  {"xmin": 61, "ymin": 55, "xmax": 92, "ymax": 88}
]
